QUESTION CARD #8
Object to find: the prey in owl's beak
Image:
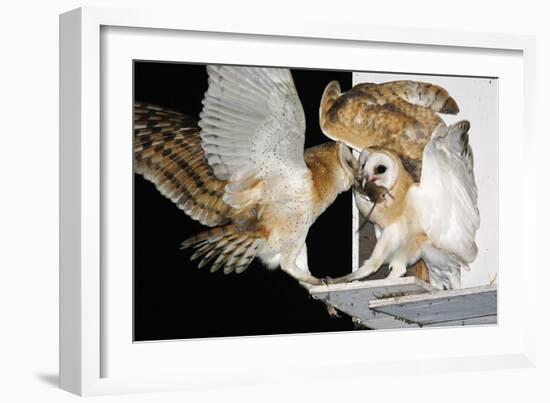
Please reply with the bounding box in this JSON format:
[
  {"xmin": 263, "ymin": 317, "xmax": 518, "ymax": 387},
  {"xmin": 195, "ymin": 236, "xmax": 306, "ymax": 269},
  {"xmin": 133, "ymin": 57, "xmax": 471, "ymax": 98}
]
[
  {"xmin": 354, "ymin": 147, "xmax": 394, "ymax": 205},
  {"xmin": 361, "ymin": 173, "xmax": 380, "ymax": 189}
]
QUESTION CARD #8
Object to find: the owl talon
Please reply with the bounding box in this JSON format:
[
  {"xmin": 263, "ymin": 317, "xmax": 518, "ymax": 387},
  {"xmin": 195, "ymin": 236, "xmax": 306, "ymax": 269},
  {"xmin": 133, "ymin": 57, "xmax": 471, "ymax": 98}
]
[
  {"xmin": 321, "ymin": 276, "xmax": 336, "ymax": 285},
  {"xmin": 325, "ymin": 304, "xmax": 341, "ymax": 318},
  {"xmin": 387, "ymin": 264, "xmax": 407, "ymax": 279}
]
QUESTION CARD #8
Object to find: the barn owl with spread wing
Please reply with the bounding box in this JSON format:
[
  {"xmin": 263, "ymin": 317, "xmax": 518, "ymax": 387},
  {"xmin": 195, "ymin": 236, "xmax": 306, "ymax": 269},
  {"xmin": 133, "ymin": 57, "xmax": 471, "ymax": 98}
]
[
  {"xmin": 319, "ymin": 79, "xmax": 459, "ymax": 182},
  {"xmin": 319, "ymin": 79, "xmax": 478, "ymax": 289},
  {"xmin": 332, "ymin": 121, "xmax": 480, "ymax": 289},
  {"xmin": 134, "ymin": 66, "xmax": 358, "ymax": 286}
]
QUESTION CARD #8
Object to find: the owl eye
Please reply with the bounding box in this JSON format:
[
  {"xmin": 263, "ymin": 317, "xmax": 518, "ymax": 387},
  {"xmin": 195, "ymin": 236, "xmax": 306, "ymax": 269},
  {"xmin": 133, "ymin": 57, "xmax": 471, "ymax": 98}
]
[{"xmin": 375, "ymin": 165, "xmax": 387, "ymax": 174}]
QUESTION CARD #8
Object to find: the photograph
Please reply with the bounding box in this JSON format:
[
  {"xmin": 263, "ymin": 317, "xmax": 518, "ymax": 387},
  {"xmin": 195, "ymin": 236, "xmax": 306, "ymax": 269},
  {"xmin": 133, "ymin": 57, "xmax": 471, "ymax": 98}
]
[
  {"xmin": 1, "ymin": 1, "xmax": 542, "ymax": 400},
  {"xmin": 43, "ymin": 2, "xmax": 546, "ymax": 400},
  {"xmin": 133, "ymin": 61, "xmax": 498, "ymax": 341}
]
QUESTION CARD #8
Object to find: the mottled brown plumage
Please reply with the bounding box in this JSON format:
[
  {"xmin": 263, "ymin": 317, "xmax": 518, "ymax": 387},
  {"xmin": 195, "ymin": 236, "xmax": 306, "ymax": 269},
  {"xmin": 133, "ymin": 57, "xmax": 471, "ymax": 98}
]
[
  {"xmin": 135, "ymin": 100, "xmax": 356, "ymax": 281},
  {"xmin": 304, "ymin": 142, "xmax": 358, "ymax": 213},
  {"xmin": 135, "ymin": 102, "xmax": 269, "ymax": 275},
  {"xmin": 134, "ymin": 102, "xmax": 233, "ymax": 227},
  {"xmin": 319, "ymin": 80, "xmax": 459, "ymax": 181}
]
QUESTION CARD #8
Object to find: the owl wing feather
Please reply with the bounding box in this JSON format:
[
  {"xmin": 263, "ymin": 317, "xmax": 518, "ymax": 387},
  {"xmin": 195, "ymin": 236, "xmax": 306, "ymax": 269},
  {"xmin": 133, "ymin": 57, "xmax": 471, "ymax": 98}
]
[
  {"xmin": 181, "ymin": 66, "xmax": 312, "ymax": 274},
  {"xmin": 137, "ymin": 66, "xmax": 311, "ymax": 275},
  {"xmin": 134, "ymin": 102, "xmax": 233, "ymax": 227},
  {"xmin": 359, "ymin": 80, "xmax": 460, "ymax": 114},
  {"xmin": 320, "ymin": 80, "xmax": 460, "ymax": 181},
  {"xmin": 199, "ymin": 65, "xmax": 308, "ymax": 187},
  {"xmin": 411, "ymin": 121, "xmax": 480, "ymax": 265},
  {"xmin": 134, "ymin": 102, "xmax": 269, "ymax": 274}
]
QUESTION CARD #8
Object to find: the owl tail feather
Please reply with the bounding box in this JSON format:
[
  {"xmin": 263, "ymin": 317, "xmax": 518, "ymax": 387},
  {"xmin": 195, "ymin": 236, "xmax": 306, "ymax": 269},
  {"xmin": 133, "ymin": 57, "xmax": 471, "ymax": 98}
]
[{"xmin": 181, "ymin": 225, "xmax": 265, "ymax": 274}]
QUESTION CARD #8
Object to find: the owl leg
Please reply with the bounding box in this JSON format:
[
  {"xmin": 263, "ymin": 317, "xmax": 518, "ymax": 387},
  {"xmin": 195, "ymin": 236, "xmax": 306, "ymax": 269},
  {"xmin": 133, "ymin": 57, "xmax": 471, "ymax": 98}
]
[
  {"xmin": 387, "ymin": 260, "xmax": 407, "ymax": 279},
  {"xmin": 331, "ymin": 228, "xmax": 395, "ymax": 283},
  {"xmin": 280, "ymin": 263, "xmax": 323, "ymax": 285},
  {"xmin": 293, "ymin": 244, "xmax": 340, "ymax": 316},
  {"xmin": 295, "ymin": 244, "xmax": 310, "ymax": 274},
  {"xmin": 280, "ymin": 244, "xmax": 323, "ymax": 286}
]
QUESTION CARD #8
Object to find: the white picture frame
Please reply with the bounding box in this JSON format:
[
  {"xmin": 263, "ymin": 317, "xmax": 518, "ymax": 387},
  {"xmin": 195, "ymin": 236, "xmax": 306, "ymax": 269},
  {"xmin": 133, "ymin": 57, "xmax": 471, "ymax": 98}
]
[{"xmin": 59, "ymin": 6, "xmax": 537, "ymax": 396}]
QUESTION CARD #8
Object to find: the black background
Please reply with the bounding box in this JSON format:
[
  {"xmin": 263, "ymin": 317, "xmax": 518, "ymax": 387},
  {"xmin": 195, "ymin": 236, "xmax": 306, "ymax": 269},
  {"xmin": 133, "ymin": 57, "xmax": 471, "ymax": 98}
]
[{"xmin": 134, "ymin": 61, "xmax": 356, "ymax": 341}]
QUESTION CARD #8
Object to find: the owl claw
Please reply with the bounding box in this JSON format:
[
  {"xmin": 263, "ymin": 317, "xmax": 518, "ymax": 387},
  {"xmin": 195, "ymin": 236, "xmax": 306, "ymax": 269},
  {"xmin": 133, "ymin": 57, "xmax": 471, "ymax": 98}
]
[
  {"xmin": 387, "ymin": 264, "xmax": 407, "ymax": 279},
  {"xmin": 326, "ymin": 273, "xmax": 358, "ymax": 284},
  {"xmin": 325, "ymin": 303, "xmax": 341, "ymax": 318},
  {"xmin": 321, "ymin": 276, "xmax": 335, "ymax": 285}
]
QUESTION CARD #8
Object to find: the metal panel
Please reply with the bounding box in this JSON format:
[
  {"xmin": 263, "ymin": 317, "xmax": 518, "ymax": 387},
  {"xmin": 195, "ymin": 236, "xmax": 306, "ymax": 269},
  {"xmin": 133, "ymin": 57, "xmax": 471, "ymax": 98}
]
[
  {"xmin": 369, "ymin": 285, "xmax": 497, "ymax": 327},
  {"xmin": 309, "ymin": 277, "xmax": 437, "ymax": 329},
  {"xmin": 424, "ymin": 315, "xmax": 497, "ymax": 328}
]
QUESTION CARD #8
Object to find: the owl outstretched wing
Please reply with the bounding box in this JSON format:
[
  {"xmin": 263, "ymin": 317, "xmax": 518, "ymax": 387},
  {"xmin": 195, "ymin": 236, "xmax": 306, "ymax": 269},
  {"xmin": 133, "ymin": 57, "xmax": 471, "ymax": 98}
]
[
  {"xmin": 410, "ymin": 121, "xmax": 480, "ymax": 264},
  {"xmin": 135, "ymin": 103, "xmax": 269, "ymax": 274},
  {"xmin": 320, "ymin": 80, "xmax": 459, "ymax": 181},
  {"xmin": 135, "ymin": 66, "xmax": 311, "ymax": 275},
  {"xmin": 134, "ymin": 102, "xmax": 233, "ymax": 226},
  {"xmin": 199, "ymin": 66, "xmax": 308, "ymax": 185}
]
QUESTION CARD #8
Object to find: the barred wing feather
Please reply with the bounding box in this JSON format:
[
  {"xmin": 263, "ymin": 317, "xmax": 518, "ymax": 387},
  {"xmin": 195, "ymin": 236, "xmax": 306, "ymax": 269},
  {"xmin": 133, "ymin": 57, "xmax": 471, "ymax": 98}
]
[
  {"xmin": 412, "ymin": 121, "xmax": 480, "ymax": 265},
  {"xmin": 199, "ymin": 65, "xmax": 308, "ymax": 182}
]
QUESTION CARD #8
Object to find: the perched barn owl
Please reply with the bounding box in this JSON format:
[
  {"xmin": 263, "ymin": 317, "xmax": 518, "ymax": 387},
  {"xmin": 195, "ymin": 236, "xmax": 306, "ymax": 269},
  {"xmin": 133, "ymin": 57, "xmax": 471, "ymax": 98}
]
[
  {"xmin": 319, "ymin": 80, "xmax": 459, "ymax": 182},
  {"xmin": 134, "ymin": 66, "xmax": 358, "ymax": 286},
  {"xmin": 319, "ymin": 78, "xmax": 465, "ymax": 285},
  {"xmin": 331, "ymin": 121, "xmax": 480, "ymax": 289}
]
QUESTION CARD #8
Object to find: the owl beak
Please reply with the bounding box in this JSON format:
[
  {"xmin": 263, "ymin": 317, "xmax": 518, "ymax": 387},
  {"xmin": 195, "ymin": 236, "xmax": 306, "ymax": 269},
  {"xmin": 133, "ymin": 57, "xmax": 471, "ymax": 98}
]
[{"xmin": 362, "ymin": 174, "xmax": 378, "ymax": 188}]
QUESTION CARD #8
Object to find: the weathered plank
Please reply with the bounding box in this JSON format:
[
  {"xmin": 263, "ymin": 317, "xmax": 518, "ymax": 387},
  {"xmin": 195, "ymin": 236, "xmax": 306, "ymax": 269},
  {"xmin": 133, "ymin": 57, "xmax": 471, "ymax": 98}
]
[
  {"xmin": 309, "ymin": 277, "xmax": 437, "ymax": 329},
  {"xmin": 424, "ymin": 315, "xmax": 497, "ymax": 327},
  {"xmin": 369, "ymin": 284, "xmax": 497, "ymax": 327}
]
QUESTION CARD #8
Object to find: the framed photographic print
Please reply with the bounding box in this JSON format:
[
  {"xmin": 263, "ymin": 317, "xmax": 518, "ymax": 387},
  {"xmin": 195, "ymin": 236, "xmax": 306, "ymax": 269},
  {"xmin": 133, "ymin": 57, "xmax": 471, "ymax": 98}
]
[{"xmin": 60, "ymin": 6, "xmax": 536, "ymax": 396}]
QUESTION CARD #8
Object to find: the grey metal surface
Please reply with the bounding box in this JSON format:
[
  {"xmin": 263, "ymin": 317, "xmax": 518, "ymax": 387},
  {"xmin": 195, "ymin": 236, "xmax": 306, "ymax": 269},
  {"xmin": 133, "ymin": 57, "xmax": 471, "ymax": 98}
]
[
  {"xmin": 369, "ymin": 284, "xmax": 497, "ymax": 327},
  {"xmin": 309, "ymin": 277, "xmax": 437, "ymax": 329},
  {"xmin": 423, "ymin": 315, "xmax": 497, "ymax": 327},
  {"xmin": 309, "ymin": 279, "xmax": 497, "ymax": 329}
]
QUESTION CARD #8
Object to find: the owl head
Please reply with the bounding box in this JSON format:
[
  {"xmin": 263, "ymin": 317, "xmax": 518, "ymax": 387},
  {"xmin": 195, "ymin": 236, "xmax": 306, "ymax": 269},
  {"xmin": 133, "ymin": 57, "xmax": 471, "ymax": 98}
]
[
  {"xmin": 303, "ymin": 142, "xmax": 359, "ymax": 195},
  {"xmin": 358, "ymin": 148, "xmax": 403, "ymax": 190}
]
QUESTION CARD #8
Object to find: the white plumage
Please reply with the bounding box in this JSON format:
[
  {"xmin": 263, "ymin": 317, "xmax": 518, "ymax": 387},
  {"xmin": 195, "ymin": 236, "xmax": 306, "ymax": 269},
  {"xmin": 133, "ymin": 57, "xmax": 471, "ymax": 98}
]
[
  {"xmin": 336, "ymin": 121, "xmax": 480, "ymax": 289},
  {"xmin": 411, "ymin": 121, "xmax": 479, "ymax": 264},
  {"xmin": 135, "ymin": 65, "xmax": 358, "ymax": 284},
  {"xmin": 200, "ymin": 66, "xmax": 307, "ymax": 181}
]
